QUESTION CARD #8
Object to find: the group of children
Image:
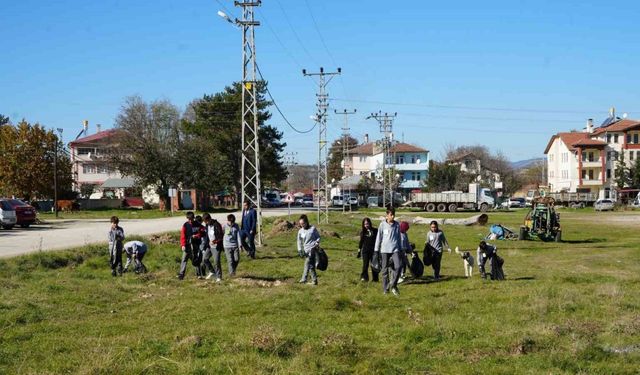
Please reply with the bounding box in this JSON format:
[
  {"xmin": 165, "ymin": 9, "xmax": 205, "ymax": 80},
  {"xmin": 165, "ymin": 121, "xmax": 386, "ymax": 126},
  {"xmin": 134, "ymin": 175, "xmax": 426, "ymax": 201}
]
[
  {"xmin": 108, "ymin": 206, "xmax": 503, "ymax": 292},
  {"xmin": 357, "ymin": 208, "xmax": 504, "ymax": 296},
  {"xmin": 108, "ymin": 216, "xmax": 148, "ymax": 276}
]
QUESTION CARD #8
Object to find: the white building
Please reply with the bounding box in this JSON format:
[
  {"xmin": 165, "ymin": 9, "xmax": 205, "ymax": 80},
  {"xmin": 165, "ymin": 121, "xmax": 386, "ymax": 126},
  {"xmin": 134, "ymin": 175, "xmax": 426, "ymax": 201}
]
[
  {"xmin": 345, "ymin": 138, "xmax": 430, "ymax": 193},
  {"xmin": 544, "ymin": 111, "xmax": 640, "ymax": 199}
]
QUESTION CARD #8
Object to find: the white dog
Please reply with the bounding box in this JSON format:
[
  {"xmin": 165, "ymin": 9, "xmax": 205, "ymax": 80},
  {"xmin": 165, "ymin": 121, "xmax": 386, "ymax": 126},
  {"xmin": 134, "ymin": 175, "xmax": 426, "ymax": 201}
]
[{"xmin": 454, "ymin": 246, "xmax": 474, "ymax": 277}]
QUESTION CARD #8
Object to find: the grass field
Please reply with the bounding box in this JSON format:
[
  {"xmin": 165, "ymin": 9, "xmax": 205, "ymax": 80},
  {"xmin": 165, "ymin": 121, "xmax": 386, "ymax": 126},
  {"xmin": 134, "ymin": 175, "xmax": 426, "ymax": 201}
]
[{"xmin": 1, "ymin": 209, "xmax": 639, "ymax": 374}]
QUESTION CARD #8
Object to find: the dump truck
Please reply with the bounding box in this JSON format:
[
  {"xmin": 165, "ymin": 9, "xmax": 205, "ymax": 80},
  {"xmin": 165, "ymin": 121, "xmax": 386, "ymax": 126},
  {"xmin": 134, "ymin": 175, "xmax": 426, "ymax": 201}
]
[
  {"xmin": 408, "ymin": 183, "xmax": 494, "ymax": 212},
  {"xmin": 543, "ymin": 191, "xmax": 597, "ymax": 208}
]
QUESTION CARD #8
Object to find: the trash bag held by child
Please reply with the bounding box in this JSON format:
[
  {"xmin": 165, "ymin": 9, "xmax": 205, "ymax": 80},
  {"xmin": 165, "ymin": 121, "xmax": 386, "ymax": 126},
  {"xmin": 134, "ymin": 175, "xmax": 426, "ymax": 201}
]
[
  {"xmin": 316, "ymin": 247, "xmax": 329, "ymax": 271},
  {"xmin": 422, "ymin": 243, "xmax": 433, "ymax": 267},
  {"xmin": 371, "ymin": 251, "xmax": 381, "ymax": 272}
]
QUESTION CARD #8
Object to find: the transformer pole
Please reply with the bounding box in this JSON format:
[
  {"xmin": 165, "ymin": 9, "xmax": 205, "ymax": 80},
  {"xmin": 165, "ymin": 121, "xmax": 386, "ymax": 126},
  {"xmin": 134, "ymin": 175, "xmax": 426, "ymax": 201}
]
[
  {"xmin": 235, "ymin": 0, "xmax": 263, "ymax": 245},
  {"xmin": 335, "ymin": 109, "xmax": 356, "ymax": 212},
  {"xmin": 303, "ymin": 67, "xmax": 341, "ymax": 224},
  {"xmin": 366, "ymin": 112, "xmax": 397, "ymax": 208}
]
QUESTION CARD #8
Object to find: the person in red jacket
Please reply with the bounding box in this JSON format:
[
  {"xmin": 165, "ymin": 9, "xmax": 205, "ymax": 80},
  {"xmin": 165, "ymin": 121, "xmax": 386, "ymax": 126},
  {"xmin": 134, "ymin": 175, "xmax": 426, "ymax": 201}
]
[{"xmin": 177, "ymin": 211, "xmax": 201, "ymax": 280}]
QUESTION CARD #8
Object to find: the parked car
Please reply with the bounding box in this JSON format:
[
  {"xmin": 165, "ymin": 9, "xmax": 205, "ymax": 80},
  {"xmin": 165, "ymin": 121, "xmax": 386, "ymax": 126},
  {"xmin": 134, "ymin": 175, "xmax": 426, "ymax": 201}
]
[
  {"xmin": 594, "ymin": 199, "xmax": 615, "ymax": 211},
  {"xmin": 6, "ymin": 199, "xmax": 36, "ymax": 227},
  {"xmin": 0, "ymin": 199, "xmax": 17, "ymax": 229},
  {"xmin": 294, "ymin": 197, "xmax": 304, "ymax": 206},
  {"xmin": 302, "ymin": 196, "xmax": 314, "ymax": 207},
  {"xmin": 501, "ymin": 197, "xmax": 526, "ymax": 208},
  {"xmin": 331, "ymin": 196, "xmax": 345, "ymax": 207},
  {"xmin": 347, "ymin": 196, "xmax": 358, "ymax": 207}
]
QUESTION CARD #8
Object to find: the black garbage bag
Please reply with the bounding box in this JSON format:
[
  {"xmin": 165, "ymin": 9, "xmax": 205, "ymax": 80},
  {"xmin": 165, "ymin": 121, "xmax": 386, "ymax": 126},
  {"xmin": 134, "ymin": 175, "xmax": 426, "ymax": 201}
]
[
  {"xmin": 371, "ymin": 251, "xmax": 381, "ymax": 273},
  {"xmin": 422, "ymin": 243, "xmax": 433, "ymax": 267},
  {"xmin": 191, "ymin": 249, "xmax": 203, "ymax": 267},
  {"xmin": 490, "ymin": 255, "xmax": 505, "ymax": 280},
  {"xmin": 316, "ymin": 247, "xmax": 329, "ymax": 271},
  {"xmin": 410, "ymin": 253, "xmax": 424, "ymax": 278}
]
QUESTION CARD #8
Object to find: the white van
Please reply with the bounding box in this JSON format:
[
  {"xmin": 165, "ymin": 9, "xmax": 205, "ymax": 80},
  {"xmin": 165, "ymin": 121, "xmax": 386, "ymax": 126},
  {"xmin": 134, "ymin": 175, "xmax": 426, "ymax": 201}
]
[{"xmin": 0, "ymin": 199, "xmax": 17, "ymax": 229}]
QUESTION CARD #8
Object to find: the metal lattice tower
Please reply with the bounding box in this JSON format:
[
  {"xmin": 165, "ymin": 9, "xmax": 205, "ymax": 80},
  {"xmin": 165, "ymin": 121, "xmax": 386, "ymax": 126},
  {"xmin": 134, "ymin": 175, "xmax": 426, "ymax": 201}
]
[
  {"xmin": 367, "ymin": 111, "xmax": 397, "ymax": 208},
  {"xmin": 335, "ymin": 109, "xmax": 357, "ymax": 212},
  {"xmin": 284, "ymin": 151, "xmax": 298, "ymax": 192},
  {"xmin": 303, "ymin": 67, "xmax": 341, "ymax": 224},
  {"xmin": 236, "ymin": 0, "xmax": 263, "ymax": 245}
]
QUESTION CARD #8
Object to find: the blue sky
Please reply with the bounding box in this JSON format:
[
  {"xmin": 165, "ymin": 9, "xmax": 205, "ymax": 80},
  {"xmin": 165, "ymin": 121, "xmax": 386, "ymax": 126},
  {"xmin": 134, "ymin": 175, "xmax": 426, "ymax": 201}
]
[{"xmin": 2, "ymin": 0, "xmax": 640, "ymax": 164}]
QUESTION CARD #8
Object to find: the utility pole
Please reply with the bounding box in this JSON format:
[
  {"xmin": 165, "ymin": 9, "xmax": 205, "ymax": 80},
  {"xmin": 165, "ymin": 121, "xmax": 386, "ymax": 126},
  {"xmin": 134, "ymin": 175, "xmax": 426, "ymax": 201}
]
[
  {"xmin": 54, "ymin": 128, "xmax": 63, "ymax": 218},
  {"xmin": 366, "ymin": 111, "xmax": 397, "ymax": 208},
  {"xmin": 233, "ymin": 0, "xmax": 263, "ymax": 245},
  {"xmin": 284, "ymin": 151, "xmax": 298, "ymax": 193},
  {"xmin": 303, "ymin": 67, "xmax": 341, "ymax": 224},
  {"xmin": 335, "ymin": 109, "xmax": 356, "ymax": 212}
]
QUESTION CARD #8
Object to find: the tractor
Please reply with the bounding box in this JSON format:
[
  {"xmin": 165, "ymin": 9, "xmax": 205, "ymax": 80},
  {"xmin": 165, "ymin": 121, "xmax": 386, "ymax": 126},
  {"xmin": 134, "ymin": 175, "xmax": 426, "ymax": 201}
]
[{"xmin": 519, "ymin": 196, "xmax": 562, "ymax": 242}]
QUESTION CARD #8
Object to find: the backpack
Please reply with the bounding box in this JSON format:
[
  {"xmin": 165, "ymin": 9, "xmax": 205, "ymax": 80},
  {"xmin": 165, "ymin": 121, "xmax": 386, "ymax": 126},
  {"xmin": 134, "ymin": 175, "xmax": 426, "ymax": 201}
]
[
  {"xmin": 410, "ymin": 253, "xmax": 424, "ymax": 277},
  {"xmin": 316, "ymin": 247, "xmax": 329, "ymax": 271}
]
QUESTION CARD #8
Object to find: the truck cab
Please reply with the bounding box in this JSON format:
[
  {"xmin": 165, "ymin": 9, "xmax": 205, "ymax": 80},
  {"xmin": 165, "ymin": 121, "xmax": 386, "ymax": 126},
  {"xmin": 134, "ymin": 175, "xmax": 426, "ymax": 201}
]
[{"xmin": 478, "ymin": 187, "xmax": 495, "ymax": 208}]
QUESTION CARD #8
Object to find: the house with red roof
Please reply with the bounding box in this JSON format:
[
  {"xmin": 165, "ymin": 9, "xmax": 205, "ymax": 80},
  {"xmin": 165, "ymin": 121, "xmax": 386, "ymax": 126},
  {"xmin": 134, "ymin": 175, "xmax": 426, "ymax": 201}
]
[
  {"xmin": 544, "ymin": 108, "xmax": 640, "ymax": 199},
  {"xmin": 344, "ymin": 134, "xmax": 430, "ymax": 195}
]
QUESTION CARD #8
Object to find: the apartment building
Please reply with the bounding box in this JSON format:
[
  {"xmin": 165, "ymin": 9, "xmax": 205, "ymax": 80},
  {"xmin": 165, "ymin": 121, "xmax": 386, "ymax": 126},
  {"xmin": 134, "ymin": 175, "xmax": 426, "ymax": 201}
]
[
  {"xmin": 346, "ymin": 137, "xmax": 430, "ymax": 194},
  {"xmin": 544, "ymin": 109, "xmax": 640, "ymax": 199}
]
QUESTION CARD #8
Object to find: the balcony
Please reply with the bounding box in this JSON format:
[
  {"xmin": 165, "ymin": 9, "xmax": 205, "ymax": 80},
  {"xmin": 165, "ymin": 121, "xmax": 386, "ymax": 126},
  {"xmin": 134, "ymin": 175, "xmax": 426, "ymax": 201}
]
[
  {"xmin": 581, "ymin": 159, "xmax": 603, "ymax": 168},
  {"xmin": 580, "ymin": 179, "xmax": 602, "ymax": 186}
]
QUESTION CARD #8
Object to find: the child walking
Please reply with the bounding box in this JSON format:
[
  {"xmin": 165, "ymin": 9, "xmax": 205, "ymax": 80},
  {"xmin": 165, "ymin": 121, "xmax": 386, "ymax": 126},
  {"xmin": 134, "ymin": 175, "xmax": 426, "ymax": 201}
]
[
  {"xmin": 222, "ymin": 214, "xmax": 242, "ymax": 276},
  {"xmin": 374, "ymin": 208, "xmax": 402, "ymax": 296},
  {"xmin": 108, "ymin": 216, "xmax": 125, "ymax": 277},
  {"xmin": 426, "ymin": 220, "xmax": 451, "ymax": 281},
  {"xmin": 296, "ymin": 214, "xmax": 321, "ymax": 285}
]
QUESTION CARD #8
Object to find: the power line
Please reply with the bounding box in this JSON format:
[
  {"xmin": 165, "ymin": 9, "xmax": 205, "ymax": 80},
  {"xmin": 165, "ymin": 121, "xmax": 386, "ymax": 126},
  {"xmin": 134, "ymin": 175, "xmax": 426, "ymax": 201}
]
[
  {"xmin": 256, "ymin": 8, "xmax": 304, "ymax": 70},
  {"xmin": 274, "ymin": 0, "xmax": 319, "ymax": 66},
  {"xmin": 330, "ymin": 98, "xmax": 609, "ymax": 115},
  {"xmin": 255, "ymin": 63, "xmax": 317, "ymax": 134}
]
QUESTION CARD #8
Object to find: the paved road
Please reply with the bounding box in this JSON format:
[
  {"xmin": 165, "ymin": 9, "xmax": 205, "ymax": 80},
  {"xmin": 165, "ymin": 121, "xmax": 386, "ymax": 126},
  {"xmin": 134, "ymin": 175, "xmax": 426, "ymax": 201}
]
[{"xmin": 0, "ymin": 208, "xmax": 309, "ymax": 258}]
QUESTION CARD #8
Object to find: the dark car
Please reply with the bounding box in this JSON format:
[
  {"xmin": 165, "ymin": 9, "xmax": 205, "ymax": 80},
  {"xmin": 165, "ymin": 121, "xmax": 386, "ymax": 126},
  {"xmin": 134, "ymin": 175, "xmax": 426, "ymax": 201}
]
[{"xmin": 7, "ymin": 199, "xmax": 36, "ymax": 228}]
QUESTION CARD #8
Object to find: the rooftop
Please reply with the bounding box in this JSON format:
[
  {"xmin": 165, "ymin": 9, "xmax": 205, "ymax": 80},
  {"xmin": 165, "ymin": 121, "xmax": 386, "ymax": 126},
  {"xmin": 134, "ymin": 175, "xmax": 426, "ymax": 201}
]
[
  {"xmin": 348, "ymin": 142, "xmax": 428, "ymax": 155},
  {"xmin": 69, "ymin": 129, "xmax": 119, "ymax": 147}
]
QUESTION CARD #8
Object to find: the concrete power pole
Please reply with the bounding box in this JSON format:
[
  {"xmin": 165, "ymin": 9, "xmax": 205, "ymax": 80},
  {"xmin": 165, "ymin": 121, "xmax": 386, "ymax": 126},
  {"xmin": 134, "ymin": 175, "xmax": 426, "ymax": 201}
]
[
  {"xmin": 335, "ymin": 109, "xmax": 357, "ymax": 212},
  {"xmin": 235, "ymin": 0, "xmax": 263, "ymax": 245},
  {"xmin": 366, "ymin": 111, "xmax": 397, "ymax": 208},
  {"xmin": 303, "ymin": 67, "xmax": 341, "ymax": 224}
]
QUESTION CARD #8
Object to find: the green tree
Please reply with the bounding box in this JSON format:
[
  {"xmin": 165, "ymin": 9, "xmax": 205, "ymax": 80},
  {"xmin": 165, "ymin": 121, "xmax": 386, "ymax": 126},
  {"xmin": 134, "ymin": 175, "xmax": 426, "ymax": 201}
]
[
  {"xmin": 327, "ymin": 136, "xmax": 359, "ymax": 182},
  {"xmin": 0, "ymin": 120, "xmax": 73, "ymax": 200},
  {"xmin": 110, "ymin": 96, "xmax": 183, "ymax": 210},
  {"xmin": 425, "ymin": 161, "xmax": 460, "ymax": 192},
  {"xmin": 0, "ymin": 114, "xmax": 9, "ymax": 126},
  {"xmin": 629, "ymin": 157, "xmax": 640, "ymax": 189},
  {"xmin": 184, "ymin": 82, "xmax": 287, "ymax": 204},
  {"xmin": 614, "ymin": 151, "xmax": 629, "ymax": 189}
]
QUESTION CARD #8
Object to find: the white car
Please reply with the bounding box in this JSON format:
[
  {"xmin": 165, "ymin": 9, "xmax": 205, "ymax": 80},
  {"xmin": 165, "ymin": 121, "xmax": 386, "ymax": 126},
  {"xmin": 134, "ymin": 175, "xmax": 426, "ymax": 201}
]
[
  {"xmin": 0, "ymin": 199, "xmax": 17, "ymax": 229},
  {"xmin": 594, "ymin": 199, "xmax": 615, "ymax": 211}
]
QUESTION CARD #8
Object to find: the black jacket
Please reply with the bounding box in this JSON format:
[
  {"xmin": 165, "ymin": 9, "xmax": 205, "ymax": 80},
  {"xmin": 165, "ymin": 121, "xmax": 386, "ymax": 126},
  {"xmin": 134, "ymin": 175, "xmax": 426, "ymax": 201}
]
[{"xmin": 359, "ymin": 227, "xmax": 378, "ymax": 254}]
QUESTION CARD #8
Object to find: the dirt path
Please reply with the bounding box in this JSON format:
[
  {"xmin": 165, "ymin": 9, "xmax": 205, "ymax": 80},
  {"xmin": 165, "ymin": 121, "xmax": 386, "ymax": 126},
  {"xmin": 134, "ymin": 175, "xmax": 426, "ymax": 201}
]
[{"xmin": 0, "ymin": 209, "xmax": 308, "ymax": 258}]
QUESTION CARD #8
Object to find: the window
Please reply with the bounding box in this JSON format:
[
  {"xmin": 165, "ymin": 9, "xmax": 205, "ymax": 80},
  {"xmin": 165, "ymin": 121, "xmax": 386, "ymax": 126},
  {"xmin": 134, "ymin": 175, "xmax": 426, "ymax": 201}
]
[
  {"xmin": 627, "ymin": 134, "xmax": 632, "ymax": 144},
  {"xmin": 614, "ymin": 134, "xmax": 619, "ymax": 143},
  {"xmin": 396, "ymin": 155, "xmax": 405, "ymax": 164},
  {"xmin": 410, "ymin": 154, "xmax": 416, "ymax": 163},
  {"xmin": 588, "ymin": 170, "xmax": 594, "ymax": 180},
  {"xmin": 631, "ymin": 151, "xmax": 635, "ymax": 161},
  {"xmin": 634, "ymin": 134, "xmax": 639, "ymax": 144},
  {"xmin": 549, "ymin": 154, "xmax": 554, "ymax": 162},
  {"xmin": 83, "ymin": 164, "xmax": 96, "ymax": 174},
  {"xmin": 77, "ymin": 148, "xmax": 93, "ymax": 155},
  {"xmin": 412, "ymin": 172, "xmax": 421, "ymax": 181},
  {"xmin": 606, "ymin": 134, "xmax": 611, "ymax": 143},
  {"xmin": 606, "ymin": 169, "xmax": 611, "ymax": 179},
  {"xmin": 607, "ymin": 151, "xmax": 611, "ymax": 161},
  {"xmin": 359, "ymin": 156, "xmax": 367, "ymax": 162},
  {"xmin": 97, "ymin": 165, "xmax": 111, "ymax": 174}
]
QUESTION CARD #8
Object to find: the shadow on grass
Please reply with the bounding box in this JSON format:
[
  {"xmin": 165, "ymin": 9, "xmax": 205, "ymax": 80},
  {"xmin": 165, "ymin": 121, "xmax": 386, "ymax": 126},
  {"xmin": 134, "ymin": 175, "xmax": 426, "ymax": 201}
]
[
  {"xmin": 511, "ymin": 276, "xmax": 536, "ymax": 281},
  {"xmin": 561, "ymin": 238, "xmax": 606, "ymax": 244},
  {"xmin": 257, "ymin": 254, "xmax": 300, "ymax": 260},
  {"xmin": 238, "ymin": 275, "xmax": 292, "ymax": 282},
  {"xmin": 403, "ymin": 275, "xmax": 468, "ymax": 285}
]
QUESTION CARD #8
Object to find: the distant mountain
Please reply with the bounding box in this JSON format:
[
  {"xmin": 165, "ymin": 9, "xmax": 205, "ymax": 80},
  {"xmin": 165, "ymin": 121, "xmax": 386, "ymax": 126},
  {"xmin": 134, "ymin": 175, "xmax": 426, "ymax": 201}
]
[{"xmin": 511, "ymin": 158, "xmax": 545, "ymax": 169}]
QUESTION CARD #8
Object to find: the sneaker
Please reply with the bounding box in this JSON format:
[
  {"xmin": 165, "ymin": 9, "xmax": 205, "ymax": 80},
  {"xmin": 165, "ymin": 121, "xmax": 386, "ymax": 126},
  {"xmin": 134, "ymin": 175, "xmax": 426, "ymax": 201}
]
[
  {"xmin": 360, "ymin": 278, "xmax": 367, "ymax": 282},
  {"xmin": 205, "ymin": 272, "xmax": 214, "ymax": 280},
  {"xmin": 197, "ymin": 276, "xmax": 204, "ymax": 280},
  {"xmin": 383, "ymin": 289, "xmax": 388, "ymax": 295},
  {"xmin": 176, "ymin": 275, "xmax": 184, "ymax": 280},
  {"xmin": 215, "ymin": 278, "xmax": 222, "ymax": 283},
  {"xmin": 398, "ymin": 277, "xmax": 405, "ymax": 284},
  {"xmin": 298, "ymin": 279, "xmax": 307, "ymax": 284},
  {"xmin": 308, "ymin": 280, "xmax": 318, "ymax": 285},
  {"xmin": 111, "ymin": 270, "xmax": 117, "ymax": 277},
  {"xmin": 391, "ymin": 287, "xmax": 400, "ymax": 296}
]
